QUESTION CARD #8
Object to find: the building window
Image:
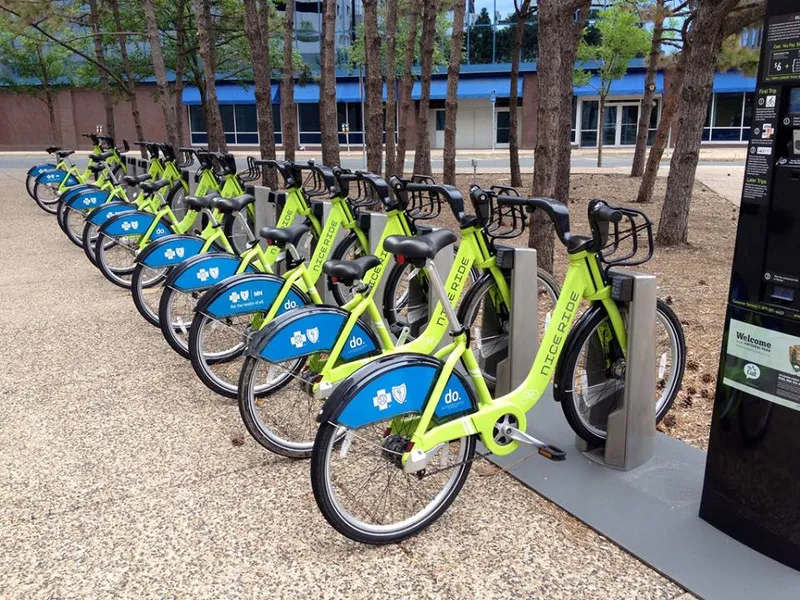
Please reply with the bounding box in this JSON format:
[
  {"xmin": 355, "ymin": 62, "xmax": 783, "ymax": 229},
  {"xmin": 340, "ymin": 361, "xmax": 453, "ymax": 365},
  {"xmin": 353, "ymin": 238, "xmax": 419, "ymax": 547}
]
[
  {"xmin": 647, "ymin": 99, "xmax": 661, "ymax": 145},
  {"xmin": 188, "ymin": 103, "xmax": 282, "ymax": 146},
  {"xmin": 496, "ymin": 110, "xmax": 511, "ymax": 145},
  {"xmin": 337, "ymin": 102, "xmax": 364, "ymax": 144},
  {"xmin": 435, "ymin": 110, "xmax": 446, "ymax": 132},
  {"xmin": 703, "ymin": 92, "xmax": 754, "ymax": 143},
  {"xmin": 298, "ymin": 103, "xmax": 321, "ymax": 145},
  {"xmin": 571, "ymin": 96, "xmax": 577, "ymax": 144},
  {"xmin": 580, "ymin": 100, "xmax": 599, "ymax": 147}
]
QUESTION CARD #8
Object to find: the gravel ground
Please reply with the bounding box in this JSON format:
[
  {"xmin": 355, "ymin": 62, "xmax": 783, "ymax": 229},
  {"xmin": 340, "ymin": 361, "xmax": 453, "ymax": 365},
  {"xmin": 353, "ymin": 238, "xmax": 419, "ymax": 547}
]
[{"xmin": 0, "ymin": 168, "xmax": 691, "ymax": 599}]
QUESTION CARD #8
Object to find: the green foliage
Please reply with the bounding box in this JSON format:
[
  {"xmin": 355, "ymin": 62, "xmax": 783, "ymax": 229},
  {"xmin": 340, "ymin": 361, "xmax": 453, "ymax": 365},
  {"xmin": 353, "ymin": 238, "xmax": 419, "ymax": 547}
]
[
  {"xmin": 717, "ymin": 35, "xmax": 760, "ymax": 77},
  {"xmin": 574, "ymin": 4, "xmax": 652, "ymax": 97},
  {"xmin": 346, "ymin": 0, "xmax": 452, "ymax": 76},
  {"xmin": 0, "ymin": 26, "xmax": 75, "ymax": 96}
]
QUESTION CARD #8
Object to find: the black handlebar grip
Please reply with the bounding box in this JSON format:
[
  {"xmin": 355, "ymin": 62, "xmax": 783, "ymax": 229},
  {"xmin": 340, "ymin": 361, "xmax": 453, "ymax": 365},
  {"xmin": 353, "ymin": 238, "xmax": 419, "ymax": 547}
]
[{"xmin": 592, "ymin": 203, "xmax": 623, "ymax": 223}]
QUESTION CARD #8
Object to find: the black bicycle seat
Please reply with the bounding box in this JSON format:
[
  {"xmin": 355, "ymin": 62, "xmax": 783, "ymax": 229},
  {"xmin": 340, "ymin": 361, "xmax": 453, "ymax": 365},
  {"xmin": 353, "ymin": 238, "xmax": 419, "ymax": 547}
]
[
  {"xmin": 140, "ymin": 179, "xmax": 171, "ymax": 194},
  {"xmin": 55, "ymin": 149, "xmax": 74, "ymax": 159},
  {"xmin": 383, "ymin": 229, "xmax": 457, "ymax": 261},
  {"xmin": 123, "ymin": 173, "xmax": 153, "ymax": 186},
  {"xmin": 323, "ymin": 255, "xmax": 381, "ymax": 285},
  {"xmin": 215, "ymin": 194, "xmax": 255, "ymax": 213},
  {"xmin": 185, "ymin": 193, "xmax": 220, "ymax": 211},
  {"xmin": 259, "ymin": 223, "xmax": 310, "ymax": 248},
  {"xmin": 88, "ymin": 163, "xmax": 106, "ymax": 174},
  {"xmin": 89, "ymin": 151, "xmax": 114, "ymax": 161}
]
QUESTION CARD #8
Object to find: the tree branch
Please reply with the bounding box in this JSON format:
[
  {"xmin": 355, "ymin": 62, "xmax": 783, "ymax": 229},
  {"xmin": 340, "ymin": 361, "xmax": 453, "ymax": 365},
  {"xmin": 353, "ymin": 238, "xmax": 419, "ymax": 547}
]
[{"xmin": 723, "ymin": 1, "xmax": 766, "ymax": 37}]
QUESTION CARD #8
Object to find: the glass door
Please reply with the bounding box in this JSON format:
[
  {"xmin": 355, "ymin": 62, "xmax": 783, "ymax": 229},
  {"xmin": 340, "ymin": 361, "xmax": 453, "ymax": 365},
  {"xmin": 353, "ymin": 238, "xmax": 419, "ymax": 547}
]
[
  {"xmin": 620, "ymin": 105, "xmax": 640, "ymax": 146},
  {"xmin": 602, "ymin": 105, "xmax": 618, "ymax": 146}
]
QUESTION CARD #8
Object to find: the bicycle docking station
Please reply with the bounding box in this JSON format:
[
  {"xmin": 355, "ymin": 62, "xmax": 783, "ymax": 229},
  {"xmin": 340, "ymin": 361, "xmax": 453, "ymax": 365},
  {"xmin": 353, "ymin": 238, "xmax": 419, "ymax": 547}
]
[
  {"xmin": 576, "ymin": 267, "xmax": 656, "ymax": 470},
  {"xmin": 125, "ymin": 156, "xmax": 139, "ymax": 176},
  {"xmin": 488, "ymin": 246, "xmax": 798, "ymax": 598}
]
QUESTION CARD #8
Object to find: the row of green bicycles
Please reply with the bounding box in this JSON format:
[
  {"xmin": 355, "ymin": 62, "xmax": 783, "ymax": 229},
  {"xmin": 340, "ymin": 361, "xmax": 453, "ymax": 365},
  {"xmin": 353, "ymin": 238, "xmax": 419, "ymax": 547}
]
[{"xmin": 28, "ymin": 142, "xmax": 685, "ymax": 545}]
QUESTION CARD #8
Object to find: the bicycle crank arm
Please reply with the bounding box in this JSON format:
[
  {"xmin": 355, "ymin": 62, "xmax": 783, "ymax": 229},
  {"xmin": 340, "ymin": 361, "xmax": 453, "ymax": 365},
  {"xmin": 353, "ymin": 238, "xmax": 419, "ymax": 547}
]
[{"xmin": 500, "ymin": 426, "xmax": 566, "ymax": 461}]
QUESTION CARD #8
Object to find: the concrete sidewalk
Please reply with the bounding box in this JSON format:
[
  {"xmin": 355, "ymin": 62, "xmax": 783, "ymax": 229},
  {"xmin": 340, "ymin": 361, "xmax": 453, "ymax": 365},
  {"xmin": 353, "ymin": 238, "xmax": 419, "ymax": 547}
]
[{"xmin": 0, "ymin": 169, "xmax": 688, "ymax": 599}]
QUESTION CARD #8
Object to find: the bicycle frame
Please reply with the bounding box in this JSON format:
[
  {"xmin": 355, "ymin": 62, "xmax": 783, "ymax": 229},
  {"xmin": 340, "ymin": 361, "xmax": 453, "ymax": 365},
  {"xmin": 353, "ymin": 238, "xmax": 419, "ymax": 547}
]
[
  {"xmin": 311, "ymin": 222, "xmax": 511, "ymax": 396},
  {"xmin": 399, "ymin": 247, "xmax": 627, "ymax": 462}
]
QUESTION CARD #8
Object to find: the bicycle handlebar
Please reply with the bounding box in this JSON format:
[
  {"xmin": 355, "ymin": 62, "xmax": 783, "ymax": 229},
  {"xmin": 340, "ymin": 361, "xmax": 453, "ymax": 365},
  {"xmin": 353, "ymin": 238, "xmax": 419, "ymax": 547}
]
[{"xmin": 391, "ymin": 176, "xmax": 467, "ymax": 224}]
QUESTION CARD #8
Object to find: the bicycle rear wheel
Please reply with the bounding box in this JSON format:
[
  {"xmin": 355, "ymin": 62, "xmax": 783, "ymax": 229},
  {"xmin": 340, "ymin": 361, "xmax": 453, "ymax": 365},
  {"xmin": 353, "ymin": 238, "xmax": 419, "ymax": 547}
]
[
  {"xmin": 58, "ymin": 204, "xmax": 88, "ymax": 248},
  {"xmin": 554, "ymin": 299, "xmax": 685, "ymax": 446},
  {"xmin": 311, "ymin": 415, "xmax": 475, "ymax": 544}
]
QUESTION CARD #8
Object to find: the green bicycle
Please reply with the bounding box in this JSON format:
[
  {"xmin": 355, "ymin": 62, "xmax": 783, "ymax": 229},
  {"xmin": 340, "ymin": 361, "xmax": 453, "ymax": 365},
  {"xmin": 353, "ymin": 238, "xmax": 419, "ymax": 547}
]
[
  {"xmin": 236, "ymin": 177, "xmax": 560, "ymax": 457},
  {"xmin": 310, "ymin": 192, "xmax": 685, "ymax": 544}
]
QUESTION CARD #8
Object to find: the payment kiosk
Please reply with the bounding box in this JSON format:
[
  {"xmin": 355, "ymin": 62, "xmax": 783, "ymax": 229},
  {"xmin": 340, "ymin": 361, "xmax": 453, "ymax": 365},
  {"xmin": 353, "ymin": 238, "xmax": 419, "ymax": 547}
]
[{"xmin": 700, "ymin": 0, "xmax": 800, "ymax": 571}]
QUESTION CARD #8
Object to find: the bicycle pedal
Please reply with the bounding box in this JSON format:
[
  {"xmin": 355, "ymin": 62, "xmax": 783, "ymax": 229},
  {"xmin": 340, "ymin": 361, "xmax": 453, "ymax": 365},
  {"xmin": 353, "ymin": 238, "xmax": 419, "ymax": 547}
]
[{"xmin": 537, "ymin": 445, "xmax": 566, "ymax": 462}]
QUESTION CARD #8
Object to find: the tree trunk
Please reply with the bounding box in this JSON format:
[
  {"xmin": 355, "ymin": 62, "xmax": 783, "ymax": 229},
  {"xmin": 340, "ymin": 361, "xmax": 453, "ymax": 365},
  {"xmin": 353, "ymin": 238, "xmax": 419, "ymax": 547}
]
[
  {"xmin": 282, "ymin": 0, "xmax": 297, "ymax": 161},
  {"xmin": 509, "ymin": 1, "xmax": 532, "ymax": 188},
  {"xmin": 174, "ymin": 0, "xmax": 188, "ymax": 147},
  {"xmin": 383, "ymin": 0, "xmax": 398, "ymax": 178},
  {"xmin": 443, "ymin": 0, "xmax": 466, "ymax": 185},
  {"xmin": 597, "ymin": 94, "xmax": 605, "ymax": 168},
  {"xmin": 143, "ymin": 0, "xmax": 180, "ymax": 149},
  {"xmin": 530, "ymin": 0, "xmax": 591, "ymax": 272},
  {"xmin": 658, "ymin": 3, "xmax": 730, "ymax": 245},
  {"xmin": 413, "ymin": 1, "xmax": 438, "ymax": 176},
  {"xmin": 395, "ymin": 1, "xmax": 420, "ymax": 178},
  {"xmin": 87, "ymin": 0, "xmax": 115, "ymax": 139},
  {"xmin": 636, "ymin": 58, "xmax": 685, "ymax": 203},
  {"xmin": 193, "ymin": 0, "xmax": 226, "ymax": 151},
  {"xmin": 45, "ymin": 90, "xmax": 61, "ymax": 145},
  {"xmin": 631, "ymin": 0, "xmax": 664, "ymax": 177},
  {"xmin": 243, "ymin": 0, "xmax": 278, "ymax": 188},
  {"xmin": 109, "ymin": 0, "xmax": 146, "ymax": 153},
  {"xmin": 319, "ymin": 0, "xmax": 340, "ymax": 166},
  {"xmin": 363, "ymin": 0, "xmax": 383, "ymax": 174}
]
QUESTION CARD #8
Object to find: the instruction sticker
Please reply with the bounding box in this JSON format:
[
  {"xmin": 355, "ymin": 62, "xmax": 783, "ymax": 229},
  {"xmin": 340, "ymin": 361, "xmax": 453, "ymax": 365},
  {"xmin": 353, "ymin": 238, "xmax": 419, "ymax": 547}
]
[
  {"xmin": 764, "ymin": 13, "xmax": 800, "ymax": 83},
  {"xmin": 723, "ymin": 319, "xmax": 800, "ymax": 411}
]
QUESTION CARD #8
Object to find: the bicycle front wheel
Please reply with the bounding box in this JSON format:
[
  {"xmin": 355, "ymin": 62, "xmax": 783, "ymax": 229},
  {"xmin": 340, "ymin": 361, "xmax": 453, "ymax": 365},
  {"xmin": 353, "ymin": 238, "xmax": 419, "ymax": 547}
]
[
  {"xmin": 554, "ymin": 299, "xmax": 686, "ymax": 446},
  {"xmin": 32, "ymin": 177, "xmax": 61, "ymax": 214},
  {"xmin": 311, "ymin": 416, "xmax": 475, "ymax": 544},
  {"xmin": 131, "ymin": 263, "xmax": 171, "ymax": 327},
  {"xmin": 458, "ymin": 270, "xmax": 560, "ymax": 392}
]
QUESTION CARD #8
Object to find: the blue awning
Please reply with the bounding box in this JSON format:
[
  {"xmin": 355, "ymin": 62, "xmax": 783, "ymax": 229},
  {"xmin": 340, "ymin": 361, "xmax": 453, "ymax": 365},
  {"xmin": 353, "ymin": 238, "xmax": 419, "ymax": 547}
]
[
  {"xmin": 713, "ymin": 71, "xmax": 756, "ymax": 93},
  {"xmin": 574, "ymin": 73, "xmax": 664, "ymax": 97},
  {"xmin": 411, "ymin": 76, "xmax": 522, "ymax": 100},
  {"xmin": 182, "ymin": 84, "xmax": 278, "ymax": 105}
]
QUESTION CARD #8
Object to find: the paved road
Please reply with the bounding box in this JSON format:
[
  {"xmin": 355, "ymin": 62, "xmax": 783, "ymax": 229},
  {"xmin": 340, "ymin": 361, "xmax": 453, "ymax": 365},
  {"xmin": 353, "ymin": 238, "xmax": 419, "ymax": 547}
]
[
  {"xmin": 0, "ymin": 153, "xmax": 743, "ymax": 173},
  {"xmin": 0, "ymin": 170, "xmax": 688, "ymax": 598}
]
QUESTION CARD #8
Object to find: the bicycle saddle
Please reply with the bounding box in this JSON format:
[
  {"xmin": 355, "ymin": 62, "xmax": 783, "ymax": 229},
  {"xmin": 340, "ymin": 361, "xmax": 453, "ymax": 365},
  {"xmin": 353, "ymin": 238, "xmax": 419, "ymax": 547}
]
[
  {"xmin": 89, "ymin": 151, "xmax": 114, "ymax": 161},
  {"xmin": 185, "ymin": 193, "xmax": 220, "ymax": 211},
  {"xmin": 140, "ymin": 179, "xmax": 171, "ymax": 194},
  {"xmin": 383, "ymin": 229, "xmax": 457, "ymax": 261},
  {"xmin": 88, "ymin": 163, "xmax": 106, "ymax": 174},
  {"xmin": 46, "ymin": 146, "xmax": 62, "ymax": 153},
  {"xmin": 55, "ymin": 149, "xmax": 74, "ymax": 159},
  {"xmin": 215, "ymin": 194, "xmax": 255, "ymax": 213},
  {"xmin": 122, "ymin": 173, "xmax": 152, "ymax": 187},
  {"xmin": 323, "ymin": 255, "xmax": 381, "ymax": 285},
  {"xmin": 259, "ymin": 223, "xmax": 310, "ymax": 248}
]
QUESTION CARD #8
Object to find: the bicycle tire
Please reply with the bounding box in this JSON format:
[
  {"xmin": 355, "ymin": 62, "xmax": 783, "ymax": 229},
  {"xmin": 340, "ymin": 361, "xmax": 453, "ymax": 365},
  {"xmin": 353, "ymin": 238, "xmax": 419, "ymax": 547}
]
[
  {"xmin": 311, "ymin": 417, "xmax": 476, "ymax": 545},
  {"xmin": 131, "ymin": 263, "xmax": 171, "ymax": 327},
  {"xmin": 166, "ymin": 182, "xmax": 189, "ymax": 222},
  {"xmin": 237, "ymin": 355, "xmax": 312, "ymax": 457},
  {"xmin": 457, "ymin": 270, "xmax": 560, "ymax": 392},
  {"xmin": 32, "ymin": 176, "xmax": 62, "ymax": 214},
  {"xmin": 188, "ymin": 282, "xmax": 311, "ymax": 398},
  {"xmin": 554, "ymin": 298, "xmax": 685, "ymax": 447},
  {"xmin": 58, "ymin": 203, "xmax": 87, "ymax": 248},
  {"xmin": 221, "ymin": 209, "xmax": 257, "ymax": 257},
  {"xmin": 159, "ymin": 284, "xmax": 199, "ymax": 358}
]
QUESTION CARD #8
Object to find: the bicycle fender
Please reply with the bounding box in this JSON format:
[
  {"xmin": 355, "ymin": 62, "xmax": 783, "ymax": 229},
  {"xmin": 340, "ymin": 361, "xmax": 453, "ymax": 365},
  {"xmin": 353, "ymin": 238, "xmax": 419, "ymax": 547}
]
[
  {"xmin": 99, "ymin": 211, "xmax": 171, "ymax": 241},
  {"xmin": 136, "ymin": 234, "xmax": 206, "ymax": 268},
  {"xmin": 165, "ymin": 253, "xmax": 255, "ymax": 293},
  {"xmin": 246, "ymin": 306, "xmax": 380, "ymax": 363},
  {"xmin": 27, "ymin": 163, "xmax": 57, "ymax": 178},
  {"xmin": 86, "ymin": 201, "xmax": 136, "ymax": 226},
  {"xmin": 64, "ymin": 189, "xmax": 111, "ymax": 211},
  {"xmin": 317, "ymin": 354, "xmax": 476, "ymax": 429},
  {"xmin": 36, "ymin": 169, "xmax": 79, "ymax": 187},
  {"xmin": 551, "ymin": 303, "xmax": 605, "ymax": 402},
  {"xmin": 194, "ymin": 273, "xmax": 307, "ymax": 320},
  {"xmin": 60, "ymin": 184, "xmax": 98, "ymax": 204}
]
